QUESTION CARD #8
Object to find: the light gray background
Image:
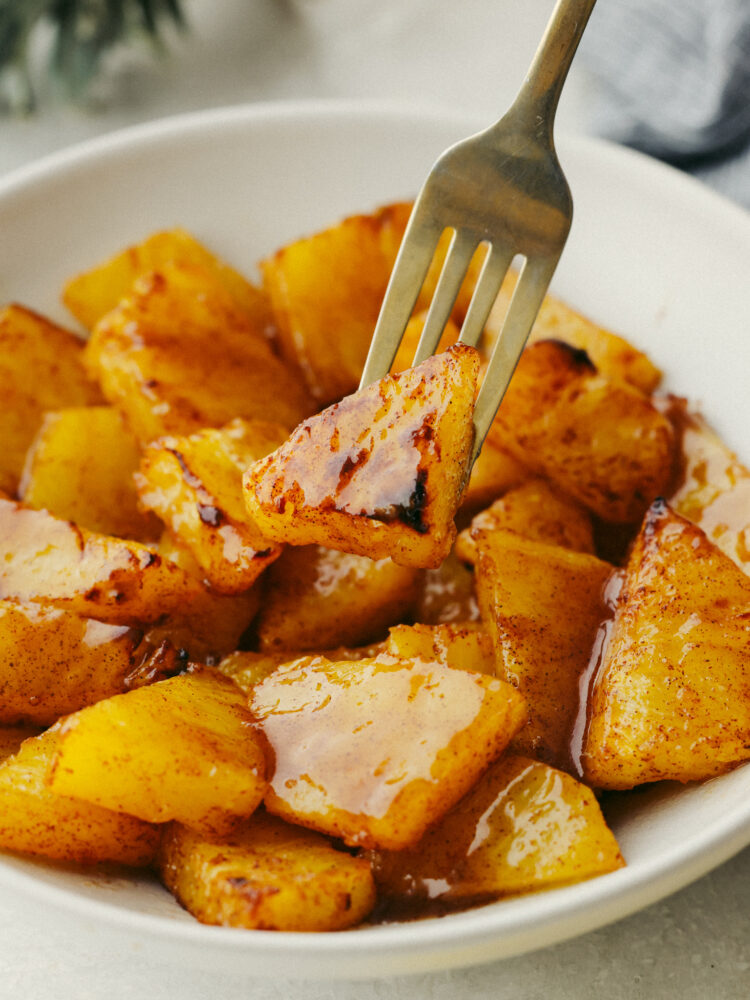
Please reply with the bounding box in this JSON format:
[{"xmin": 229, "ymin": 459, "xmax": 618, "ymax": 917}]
[{"xmin": 1, "ymin": 1, "xmax": 748, "ymax": 996}]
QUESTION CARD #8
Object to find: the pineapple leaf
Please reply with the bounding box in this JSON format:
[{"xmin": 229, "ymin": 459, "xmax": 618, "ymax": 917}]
[{"xmin": 0, "ymin": 0, "xmax": 186, "ymax": 112}]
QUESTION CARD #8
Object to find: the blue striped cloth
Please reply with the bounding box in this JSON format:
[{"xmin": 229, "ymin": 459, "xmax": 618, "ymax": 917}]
[{"xmin": 579, "ymin": 0, "xmax": 750, "ymax": 209}]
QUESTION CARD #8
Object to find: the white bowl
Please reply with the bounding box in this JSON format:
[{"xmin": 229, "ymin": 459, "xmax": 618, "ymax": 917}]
[{"xmin": 1, "ymin": 102, "xmax": 749, "ymax": 980}]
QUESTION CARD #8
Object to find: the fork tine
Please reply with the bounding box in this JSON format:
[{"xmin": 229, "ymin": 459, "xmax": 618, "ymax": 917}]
[
  {"xmin": 458, "ymin": 245, "xmax": 515, "ymax": 349},
  {"xmin": 471, "ymin": 255, "xmax": 559, "ymax": 461},
  {"xmin": 412, "ymin": 231, "xmax": 477, "ymax": 367},
  {"xmin": 359, "ymin": 218, "xmax": 441, "ymax": 388}
]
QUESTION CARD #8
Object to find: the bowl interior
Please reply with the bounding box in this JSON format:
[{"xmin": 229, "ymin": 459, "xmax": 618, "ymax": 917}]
[{"xmin": 1, "ymin": 103, "xmax": 749, "ymax": 979}]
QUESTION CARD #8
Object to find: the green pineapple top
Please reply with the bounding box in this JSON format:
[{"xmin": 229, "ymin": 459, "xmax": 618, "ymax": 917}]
[{"xmin": 0, "ymin": 0, "xmax": 185, "ymax": 112}]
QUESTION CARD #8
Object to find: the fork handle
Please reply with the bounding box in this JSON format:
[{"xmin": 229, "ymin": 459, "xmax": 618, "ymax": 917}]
[{"xmin": 508, "ymin": 0, "xmax": 597, "ymax": 140}]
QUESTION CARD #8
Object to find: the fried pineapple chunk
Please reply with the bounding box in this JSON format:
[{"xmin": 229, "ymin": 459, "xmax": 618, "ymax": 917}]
[
  {"xmin": 455, "ymin": 478, "xmax": 595, "ymax": 564},
  {"xmin": 158, "ymin": 813, "xmax": 376, "ymax": 931},
  {"xmin": 262, "ymin": 206, "xmax": 404, "ymax": 405},
  {"xmin": 384, "ymin": 622, "xmax": 496, "ymax": 675},
  {"xmin": 414, "ymin": 549, "xmax": 481, "ymax": 625},
  {"xmin": 218, "ymin": 650, "xmax": 303, "ymax": 694},
  {"xmin": 475, "ymin": 529, "xmax": 613, "ymax": 770},
  {"xmin": 460, "ymin": 436, "xmax": 529, "ymax": 515},
  {"xmin": 85, "ymin": 261, "xmax": 314, "ymax": 443},
  {"xmin": 19, "ymin": 406, "xmax": 160, "ymax": 541},
  {"xmin": 244, "ymin": 345, "xmax": 480, "ymax": 569},
  {"xmin": 250, "ymin": 654, "xmax": 526, "ymax": 850},
  {"xmin": 666, "ymin": 401, "xmax": 750, "ymax": 574},
  {"xmin": 136, "ymin": 418, "xmax": 289, "ymax": 594},
  {"xmin": 389, "ymin": 312, "xmax": 459, "ymax": 375},
  {"xmin": 253, "ymin": 545, "xmax": 420, "ymax": 652},
  {"xmin": 484, "ymin": 269, "xmax": 662, "ymax": 393},
  {"xmin": 48, "ymin": 669, "xmax": 267, "ymax": 835},
  {"xmin": 488, "ymin": 340, "xmax": 674, "ymax": 523},
  {"xmin": 0, "ymin": 600, "xmax": 180, "ymax": 726},
  {"xmin": 0, "ymin": 498, "xmax": 258, "ymax": 656},
  {"xmin": 63, "ymin": 227, "xmax": 274, "ymax": 334},
  {"xmin": 0, "ymin": 305, "xmax": 102, "ymax": 495},
  {"xmin": 218, "ymin": 643, "xmax": 387, "ymax": 694},
  {"xmin": 583, "ymin": 501, "xmax": 750, "ymax": 789},
  {"xmin": 369, "ymin": 755, "xmax": 623, "ymax": 911},
  {"xmin": 0, "ymin": 727, "xmax": 159, "ymax": 866}
]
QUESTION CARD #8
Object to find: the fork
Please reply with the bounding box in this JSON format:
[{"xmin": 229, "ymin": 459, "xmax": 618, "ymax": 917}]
[{"xmin": 359, "ymin": 0, "xmax": 597, "ymax": 463}]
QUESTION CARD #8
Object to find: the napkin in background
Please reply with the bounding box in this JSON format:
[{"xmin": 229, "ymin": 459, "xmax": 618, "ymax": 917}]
[{"xmin": 579, "ymin": 0, "xmax": 750, "ymax": 210}]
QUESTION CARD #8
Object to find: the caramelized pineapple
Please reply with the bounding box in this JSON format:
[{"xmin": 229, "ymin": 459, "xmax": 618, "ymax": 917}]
[
  {"xmin": 455, "ymin": 478, "xmax": 595, "ymax": 564},
  {"xmin": 136, "ymin": 418, "xmax": 288, "ymax": 593},
  {"xmin": 369, "ymin": 755, "xmax": 624, "ymax": 910},
  {"xmin": 244, "ymin": 345, "xmax": 480, "ymax": 569},
  {"xmin": 250, "ymin": 654, "xmax": 526, "ymax": 850},
  {"xmin": 460, "ymin": 436, "xmax": 529, "ymax": 514},
  {"xmin": 0, "ymin": 497, "xmax": 258, "ymax": 657},
  {"xmin": 384, "ymin": 622, "xmax": 496, "ymax": 675},
  {"xmin": 0, "ymin": 726, "xmax": 159, "ymax": 865},
  {"xmin": 0, "ymin": 305, "xmax": 102, "ymax": 495},
  {"xmin": 19, "ymin": 406, "xmax": 160, "ymax": 541},
  {"xmin": 475, "ymin": 529, "xmax": 613, "ymax": 769},
  {"xmin": 253, "ymin": 545, "xmax": 420, "ymax": 652},
  {"xmin": 666, "ymin": 401, "xmax": 750, "ymax": 574},
  {"xmin": 583, "ymin": 501, "xmax": 750, "ymax": 789},
  {"xmin": 414, "ymin": 548, "xmax": 481, "ymax": 625},
  {"xmin": 218, "ymin": 643, "xmax": 387, "ymax": 694},
  {"xmin": 488, "ymin": 340, "xmax": 674, "ymax": 522},
  {"xmin": 484, "ymin": 269, "xmax": 662, "ymax": 393},
  {"xmin": 262, "ymin": 206, "xmax": 401, "ymax": 405},
  {"xmin": 0, "ymin": 600, "xmax": 181, "ymax": 726},
  {"xmin": 159, "ymin": 812, "xmax": 376, "ymax": 931},
  {"xmin": 48, "ymin": 669, "xmax": 268, "ymax": 835},
  {"xmin": 390, "ymin": 312, "xmax": 459, "ymax": 374},
  {"xmin": 63, "ymin": 227, "xmax": 274, "ymax": 334},
  {"xmin": 85, "ymin": 261, "xmax": 314, "ymax": 443}
]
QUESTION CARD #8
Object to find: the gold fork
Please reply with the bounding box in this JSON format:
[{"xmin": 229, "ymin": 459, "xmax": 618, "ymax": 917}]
[{"xmin": 359, "ymin": 0, "xmax": 598, "ymax": 462}]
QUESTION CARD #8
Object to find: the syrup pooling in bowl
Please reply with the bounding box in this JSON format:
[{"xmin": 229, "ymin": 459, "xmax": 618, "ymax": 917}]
[
  {"xmin": 661, "ymin": 396, "xmax": 750, "ymax": 572},
  {"xmin": 368, "ymin": 754, "xmax": 624, "ymax": 921},
  {"xmin": 568, "ymin": 569, "xmax": 623, "ymax": 780}
]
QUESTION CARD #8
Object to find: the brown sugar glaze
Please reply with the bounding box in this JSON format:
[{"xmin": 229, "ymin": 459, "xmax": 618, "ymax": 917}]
[
  {"xmin": 266, "ymin": 375, "xmax": 437, "ymax": 530},
  {"xmin": 251, "ymin": 656, "xmax": 495, "ymax": 829},
  {"xmin": 567, "ymin": 569, "xmax": 624, "ymax": 780},
  {"xmin": 659, "ymin": 395, "xmax": 750, "ymax": 570}
]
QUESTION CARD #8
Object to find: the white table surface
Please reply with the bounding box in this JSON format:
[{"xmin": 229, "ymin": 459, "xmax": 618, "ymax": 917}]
[{"xmin": 1, "ymin": 1, "xmax": 749, "ymax": 997}]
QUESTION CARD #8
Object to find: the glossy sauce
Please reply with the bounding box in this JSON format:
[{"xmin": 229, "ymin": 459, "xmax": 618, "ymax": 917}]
[
  {"xmin": 567, "ymin": 569, "xmax": 624, "ymax": 779},
  {"xmin": 368, "ymin": 754, "xmax": 623, "ymax": 920},
  {"xmin": 260, "ymin": 377, "xmax": 436, "ymax": 529},
  {"xmin": 661, "ymin": 396, "xmax": 750, "ymax": 571},
  {"xmin": 251, "ymin": 656, "xmax": 488, "ymax": 823}
]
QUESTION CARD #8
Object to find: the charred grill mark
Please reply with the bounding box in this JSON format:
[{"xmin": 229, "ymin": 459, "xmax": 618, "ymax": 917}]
[
  {"xmin": 546, "ymin": 339, "xmax": 596, "ymax": 373},
  {"xmin": 198, "ymin": 504, "xmax": 224, "ymax": 527},
  {"xmin": 644, "ymin": 497, "xmax": 669, "ymax": 540},
  {"xmin": 69, "ymin": 522, "xmax": 87, "ymax": 554},
  {"xmin": 368, "ymin": 468, "xmax": 430, "ymax": 533},
  {"xmin": 397, "ymin": 468, "xmax": 430, "ymax": 533},
  {"xmin": 336, "ymin": 448, "xmax": 371, "ymax": 493},
  {"xmin": 170, "ymin": 449, "xmax": 203, "ymax": 490}
]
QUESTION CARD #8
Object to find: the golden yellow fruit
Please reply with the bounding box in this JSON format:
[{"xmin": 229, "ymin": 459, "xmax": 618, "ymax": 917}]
[
  {"xmin": 159, "ymin": 812, "xmax": 376, "ymax": 931},
  {"xmin": 250, "ymin": 654, "xmax": 526, "ymax": 850},
  {"xmin": 244, "ymin": 345, "xmax": 480, "ymax": 569},
  {"xmin": 583, "ymin": 501, "xmax": 750, "ymax": 789},
  {"xmin": 48, "ymin": 669, "xmax": 268, "ymax": 836}
]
